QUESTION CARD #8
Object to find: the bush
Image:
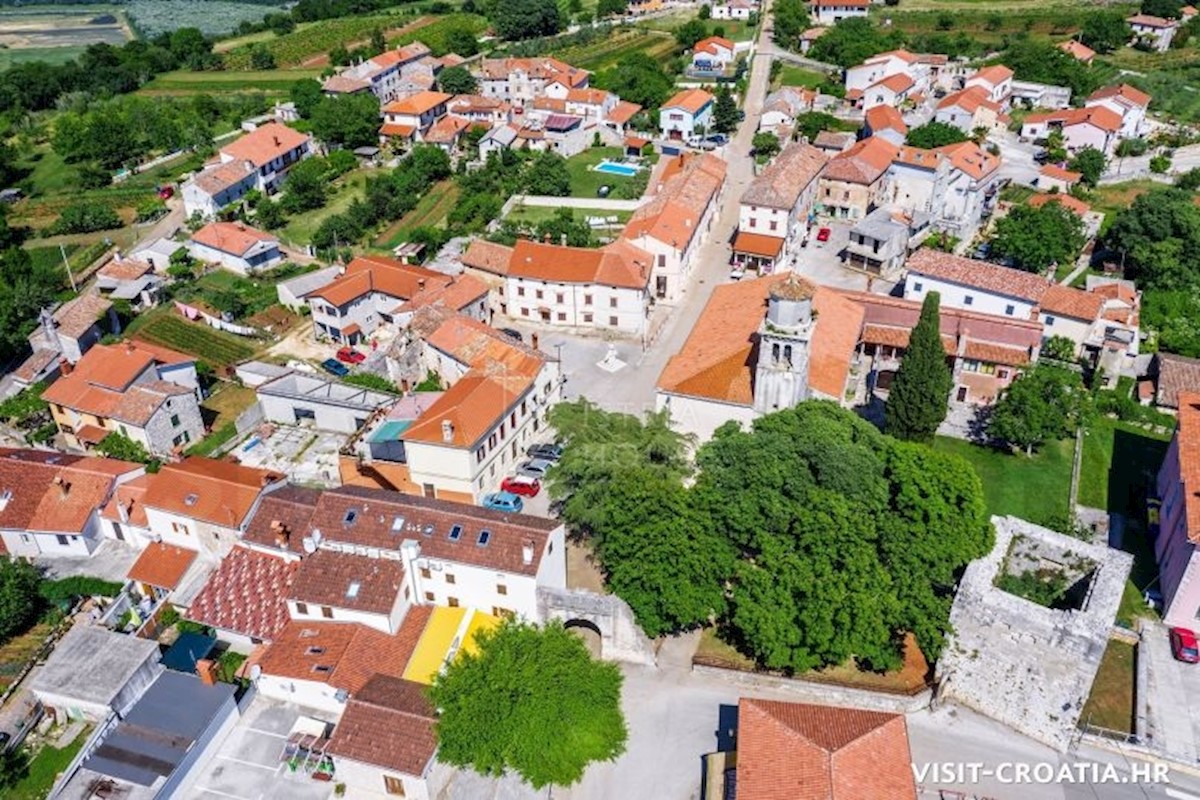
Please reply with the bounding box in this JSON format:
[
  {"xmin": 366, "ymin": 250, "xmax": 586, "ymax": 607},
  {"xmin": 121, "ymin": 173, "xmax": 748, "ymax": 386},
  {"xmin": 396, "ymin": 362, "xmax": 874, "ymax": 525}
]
[
  {"xmin": 46, "ymin": 202, "xmax": 122, "ymax": 236},
  {"xmin": 39, "ymin": 576, "xmax": 124, "ymax": 604},
  {"xmin": 1150, "ymin": 154, "xmax": 1172, "ymax": 174}
]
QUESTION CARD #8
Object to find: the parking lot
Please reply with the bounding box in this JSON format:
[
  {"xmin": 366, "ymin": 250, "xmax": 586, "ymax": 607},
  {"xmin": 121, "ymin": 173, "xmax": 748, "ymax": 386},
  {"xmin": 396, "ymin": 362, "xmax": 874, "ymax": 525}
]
[
  {"xmin": 185, "ymin": 696, "xmax": 334, "ymax": 800},
  {"xmin": 1140, "ymin": 619, "xmax": 1200, "ymax": 763}
]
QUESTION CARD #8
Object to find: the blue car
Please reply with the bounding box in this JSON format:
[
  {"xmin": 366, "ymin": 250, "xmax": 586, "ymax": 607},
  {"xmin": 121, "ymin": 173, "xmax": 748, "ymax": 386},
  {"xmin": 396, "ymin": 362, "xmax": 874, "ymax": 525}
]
[
  {"xmin": 321, "ymin": 358, "xmax": 350, "ymax": 377},
  {"xmin": 482, "ymin": 491, "xmax": 523, "ymax": 513}
]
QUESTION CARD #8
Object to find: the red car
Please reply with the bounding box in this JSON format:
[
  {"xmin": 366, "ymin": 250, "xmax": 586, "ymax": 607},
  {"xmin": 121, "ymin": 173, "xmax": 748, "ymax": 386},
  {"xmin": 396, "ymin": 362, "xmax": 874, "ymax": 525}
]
[
  {"xmin": 336, "ymin": 347, "xmax": 366, "ymax": 364},
  {"xmin": 1171, "ymin": 627, "xmax": 1200, "ymax": 663},
  {"xmin": 157, "ymin": 185, "xmax": 174, "ymax": 200},
  {"xmin": 816, "ymin": 227, "xmax": 832, "ymax": 242},
  {"xmin": 501, "ymin": 475, "xmax": 541, "ymax": 497}
]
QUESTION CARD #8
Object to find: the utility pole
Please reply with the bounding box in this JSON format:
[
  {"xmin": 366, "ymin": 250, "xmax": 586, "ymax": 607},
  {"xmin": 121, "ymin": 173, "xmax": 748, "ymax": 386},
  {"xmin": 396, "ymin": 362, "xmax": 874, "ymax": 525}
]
[{"xmin": 60, "ymin": 244, "xmax": 76, "ymax": 292}]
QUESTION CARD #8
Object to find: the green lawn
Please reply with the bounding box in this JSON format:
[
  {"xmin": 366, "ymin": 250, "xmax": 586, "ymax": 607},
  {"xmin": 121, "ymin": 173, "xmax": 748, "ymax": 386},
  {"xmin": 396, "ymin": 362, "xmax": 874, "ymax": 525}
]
[
  {"xmin": 177, "ymin": 269, "xmax": 280, "ymax": 321},
  {"xmin": 139, "ymin": 68, "xmax": 323, "ymax": 96},
  {"xmin": 7, "ymin": 729, "xmax": 89, "ymax": 800},
  {"xmin": 505, "ymin": 204, "xmax": 632, "ymax": 226},
  {"xmin": 374, "ymin": 179, "xmax": 459, "ymax": 249},
  {"xmin": 776, "ymin": 65, "xmax": 826, "ymax": 89},
  {"xmin": 932, "ymin": 435, "xmax": 1073, "ymax": 528},
  {"xmin": 282, "ymin": 169, "xmax": 371, "ymax": 245},
  {"xmin": 1080, "ymin": 639, "xmax": 1136, "ymax": 733},
  {"xmin": 1079, "ymin": 417, "xmax": 1171, "ymax": 515},
  {"xmin": 0, "ymin": 45, "xmax": 89, "ymax": 70},
  {"xmin": 564, "ymin": 147, "xmax": 649, "ymax": 200}
]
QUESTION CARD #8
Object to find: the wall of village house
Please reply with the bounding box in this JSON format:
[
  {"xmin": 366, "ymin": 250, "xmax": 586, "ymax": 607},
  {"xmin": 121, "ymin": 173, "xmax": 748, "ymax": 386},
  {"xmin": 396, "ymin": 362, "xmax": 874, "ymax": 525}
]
[
  {"xmin": 309, "ymin": 294, "xmax": 383, "ymax": 343},
  {"xmin": 188, "ymin": 241, "xmax": 282, "ymax": 277},
  {"xmin": 257, "ymin": 673, "xmax": 348, "ymax": 716},
  {"xmin": 504, "ymin": 277, "xmax": 646, "ymax": 335},
  {"xmin": 1039, "ymin": 312, "xmax": 1092, "ymax": 352},
  {"xmin": 0, "ymin": 511, "xmax": 103, "ymax": 558},
  {"xmin": 817, "ymin": 178, "xmax": 877, "ymax": 220},
  {"xmin": 332, "ymin": 756, "xmax": 432, "ymax": 800},
  {"xmin": 287, "ymin": 556, "xmax": 411, "ymax": 634},
  {"xmin": 102, "ymin": 516, "xmax": 153, "ymax": 549},
  {"xmin": 146, "ymin": 507, "xmax": 241, "ymax": 557},
  {"xmin": 258, "ymin": 392, "xmax": 372, "ymax": 434},
  {"xmin": 408, "ymin": 555, "xmax": 543, "ymax": 619},
  {"xmin": 655, "ymin": 391, "xmax": 759, "ymax": 443},
  {"xmin": 739, "ymin": 203, "xmax": 788, "ymax": 238},
  {"xmin": 142, "ymin": 395, "xmax": 205, "ymax": 457},
  {"xmin": 885, "ymin": 164, "xmax": 941, "ymax": 216},
  {"xmin": 904, "ymin": 274, "xmax": 1038, "ymax": 321}
]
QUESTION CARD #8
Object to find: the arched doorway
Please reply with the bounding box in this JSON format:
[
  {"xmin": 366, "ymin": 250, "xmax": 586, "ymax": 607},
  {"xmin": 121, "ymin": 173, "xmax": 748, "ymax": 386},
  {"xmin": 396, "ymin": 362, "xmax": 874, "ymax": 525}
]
[{"xmin": 564, "ymin": 618, "xmax": 602, "ymax": 658}]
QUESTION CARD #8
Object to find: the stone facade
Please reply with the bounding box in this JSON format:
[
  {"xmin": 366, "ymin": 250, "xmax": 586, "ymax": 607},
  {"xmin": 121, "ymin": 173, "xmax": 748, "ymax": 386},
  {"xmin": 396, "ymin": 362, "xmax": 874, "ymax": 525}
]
[
  {"xmin": 537, "ymin": 586, "xmax": 656, "ymax": 666},
  {"xmin": 143, "ymin": 392, "xmax": 206, "ymax": 455}
]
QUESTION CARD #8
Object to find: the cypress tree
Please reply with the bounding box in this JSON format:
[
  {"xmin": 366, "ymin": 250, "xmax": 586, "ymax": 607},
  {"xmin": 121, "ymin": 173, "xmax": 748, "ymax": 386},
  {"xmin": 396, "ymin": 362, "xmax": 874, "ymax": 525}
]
[{"xmin": 885, "ymin": 291, "xmax": 953, "ymax": 442}]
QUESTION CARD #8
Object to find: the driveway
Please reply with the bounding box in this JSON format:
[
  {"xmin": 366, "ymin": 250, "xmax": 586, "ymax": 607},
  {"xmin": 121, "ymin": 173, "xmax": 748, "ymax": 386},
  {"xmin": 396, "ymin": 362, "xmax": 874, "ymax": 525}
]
[
  {"xmin": 1140, "ymin": 619, "xmax": 1200, "ymax": 764},
  {"xmin": 184, "ymin": 696, "xmax": 334, "ymax": 800}
]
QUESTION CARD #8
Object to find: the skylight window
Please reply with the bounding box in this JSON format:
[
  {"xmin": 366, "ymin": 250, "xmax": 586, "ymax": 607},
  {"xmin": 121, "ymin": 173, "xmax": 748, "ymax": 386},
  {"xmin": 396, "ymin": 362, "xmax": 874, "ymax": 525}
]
[
  {"xmin": 448, "ymin": 524, "xmax": 463, "ymax": 542},
  {"xmin": 477, "ymin": 530, "xmax": 491, "ymax": 547},
  {"xmin": 391, "ymin": 516, "xmax": 405, "ymax": 531},
  {"xmin": 346, "ymin": 581, "xmax": 361, "ymax": 599},
  {"xmin": 422, "ymin": 524, "xmax": 434, "ymax": 537},
  {"xmin": 184, "ymin": 493, "xmax": 198, "ymax": 506},
  {"xmin": 344, "ymin": 509, "xmax": 358, "ymax": 524},
  {"xmin": 305, "ymin": 646, "xmax": 325, "ymax": 655}
]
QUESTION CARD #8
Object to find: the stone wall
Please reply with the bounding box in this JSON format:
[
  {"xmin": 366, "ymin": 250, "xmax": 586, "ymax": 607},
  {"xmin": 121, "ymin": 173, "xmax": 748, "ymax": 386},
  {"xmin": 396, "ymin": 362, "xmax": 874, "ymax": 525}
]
[
  {"xmin": 691, "ymin": 664, "xmax": 931, "ymax": 714},
  {"xmin": 537, "ymin": 587, "xmax": 656, "ymax": 666}
]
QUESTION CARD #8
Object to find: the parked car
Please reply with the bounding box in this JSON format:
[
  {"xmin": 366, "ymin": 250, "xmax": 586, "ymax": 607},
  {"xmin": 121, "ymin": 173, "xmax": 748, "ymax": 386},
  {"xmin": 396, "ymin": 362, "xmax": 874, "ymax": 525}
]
[
  {"xmin": 1171, "ymin": 627, "xmax": 1200, "ymax": 663},
  {"xmin": 321, "ymin": 358, "xmax": 350, "ymax": 377},
  {"xmin": 499, "ymin": 328, "xmax": 523, "ymax": 341},
  {"xmin": 501, "ymin": 475, "xmax": 541, "ymax": 497},
  {"xmin": 516, "ymin": 458, "xmax": 553, "ymax": 479},
  {"xmin": 527, "ymin": 442, "xmax": 564, "ymax": 461},
  {"xmin": 706, "ymin": 134, "xmax": 729, "ymax": 146},
  {"xmin": 597, "ymin": 184, "xmax": 611, "ymax": 198},
  {"xmin": 157, "ymin": 185, "xmax": 174, "ymax": 200},
  {"xmin": 482, "ymin": 491, "xmax": 523, "ymax": 513},
  {"xmin": 816, "ymin": 227, "xmax": 831, "ymax": 242},
  {"xmin": 336, "ymin": 346, "xmax": 366, "ymax": 364}
]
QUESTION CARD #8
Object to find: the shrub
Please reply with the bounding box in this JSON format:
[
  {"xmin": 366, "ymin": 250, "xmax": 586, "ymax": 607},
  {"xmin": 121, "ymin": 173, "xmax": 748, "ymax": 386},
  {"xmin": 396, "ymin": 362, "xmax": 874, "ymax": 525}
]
[
  {"xmin": 39, "ymin": 576, "xmax": 124, "ymax": 604},
  {"xmin": 46, "ymin": 202, "xmax": 122, "ymax": 236}
]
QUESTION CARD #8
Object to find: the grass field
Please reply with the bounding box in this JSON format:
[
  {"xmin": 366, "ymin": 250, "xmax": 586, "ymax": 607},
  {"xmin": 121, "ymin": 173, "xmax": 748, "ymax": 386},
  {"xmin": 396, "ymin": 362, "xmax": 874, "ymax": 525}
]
[
  {"xmin": 505, "ymin": 204, "xmax": 633, "ymax": 226},
  {"xmin": 565, "ymin": 147, "xmax": 647, "ymax": 199},
  {"xmin": 374, "ymin": 179, "xmax": 459, "ymax": 249},
  {"xmin": 190, "ymin": 381, "xmax": 256, "ymax": 456},
  {"xmin": 1081, "ymin": 639, "xmax": 1136, "ymax": 733},
  {"xmin": 282, "ymin": 169, "xmax": 372, "ymax": 245},
  {"xmin": 932, "ymin": 435, "xmax": 1074, "ymax": 528},
  {"xmin": 0, "ymin": 621, "xmax": 53, "ymax": 693},
  {"xmin": 7, "ymin": 728, "xmax": 90, "ymax": 800},
  {"xmin": 776, "ymin": 65, "xmax": 827, "ymax": 89},
  {"xmin": 139, "ymin": 68, "xmax": 323, "ymax": 96},
  {"xmin": 132, "ymin": 313, "xmax": 258, "ymax": 368},
  {"xmin": 551, "ymin": 27, "xmax": 677, "ymax": 72},
  {"xmin": 1079, "ymin": 417, "xmax": 1171, "ymax": 514}
]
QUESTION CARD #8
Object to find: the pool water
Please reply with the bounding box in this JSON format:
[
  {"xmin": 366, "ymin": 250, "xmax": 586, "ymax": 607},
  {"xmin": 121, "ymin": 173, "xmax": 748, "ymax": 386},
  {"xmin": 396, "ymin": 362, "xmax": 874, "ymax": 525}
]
[{"xmin": 595, "ymin": 160, "xmax": 640, "ymax": 177}]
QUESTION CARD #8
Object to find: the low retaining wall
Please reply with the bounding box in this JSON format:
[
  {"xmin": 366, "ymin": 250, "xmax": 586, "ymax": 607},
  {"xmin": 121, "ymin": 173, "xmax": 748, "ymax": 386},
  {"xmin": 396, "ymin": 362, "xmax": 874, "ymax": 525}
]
[{"xmin": 691, "ymin": 663, "xmax": 932, "ymax": 714}]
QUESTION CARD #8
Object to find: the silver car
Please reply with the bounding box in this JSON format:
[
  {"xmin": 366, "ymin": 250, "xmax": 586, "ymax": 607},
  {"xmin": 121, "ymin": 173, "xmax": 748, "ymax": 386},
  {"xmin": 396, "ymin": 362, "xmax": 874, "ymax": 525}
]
[{"xmin": 517, "ymin": 458, "xmax": 554, "ymax": 479}]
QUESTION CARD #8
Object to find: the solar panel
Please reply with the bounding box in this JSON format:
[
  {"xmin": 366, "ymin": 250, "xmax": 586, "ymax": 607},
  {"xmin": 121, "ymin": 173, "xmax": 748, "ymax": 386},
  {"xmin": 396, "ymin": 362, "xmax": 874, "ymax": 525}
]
[
  {"xmin": 449, "ymin": 524, "xmax": 463, "ymax": 541},
  {"xmin": 477, "ymin": 530, "xmax": 491, "ymax": 547}
]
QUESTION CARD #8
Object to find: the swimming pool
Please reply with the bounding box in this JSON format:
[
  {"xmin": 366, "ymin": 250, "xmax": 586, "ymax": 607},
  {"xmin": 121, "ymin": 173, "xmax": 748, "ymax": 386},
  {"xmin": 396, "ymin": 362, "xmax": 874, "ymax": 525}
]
[{"xmin": 595, "ymin": 160, "xmax": 640, "ymax": 177}]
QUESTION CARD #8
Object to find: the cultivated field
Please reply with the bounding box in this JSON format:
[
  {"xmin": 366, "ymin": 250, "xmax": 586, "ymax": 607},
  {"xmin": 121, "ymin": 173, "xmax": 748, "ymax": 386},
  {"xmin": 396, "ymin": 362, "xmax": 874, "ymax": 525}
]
[
  {"xmin": 138, "ymin": 68, "xmax": 322, "ymax": 96},
  {"xmin": 551, "ymin": 27, "xmax": 676, "ymax": 72},
  {"xmin": 126, "ymin": 0, "xmax": 281, "ymax": 39},
  {"xmin": 0, "ymin": 5, "xmax": 129, "ymax": 67},
  {"xmin": 133, "ymin": 314, "xmax": 258, "ymax": 367}
]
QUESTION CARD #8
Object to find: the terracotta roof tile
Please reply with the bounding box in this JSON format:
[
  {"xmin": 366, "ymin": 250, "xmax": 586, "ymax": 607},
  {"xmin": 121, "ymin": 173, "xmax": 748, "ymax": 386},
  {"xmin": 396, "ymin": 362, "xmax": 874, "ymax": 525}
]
[
  {"xmin": 741, "ymin": 142, "xmax": 828, "ymax": 209},
  {"xmin": 732, "ymin": 231, "xmax": 785, "ymax": 258},
  {"xmin": 736, "ymin": 698, "xmax": 917, "ymax": 800},
  {"xmin": 100, "ymin": 473, "xmax": 151, "ymax": 528},
  {"xmin": 52, "ymin": 294, "xmax": 112, "ymax": 341},
  {"xmin": 380, "ymin": 122, "xmax": 417, "ymax": 138},
  {"xmin": 0, "ymin": 449, "xmax": 141, "ymax": 535},
  {"xmin": 1127, "ymin": 13, "xmax": 1175, "ymax": 26},
  {"xmin": 821, "ymin": 136, "xmax": 898, "ymax": 185},
  {"xmin": 258, "ymin": 608, "xmax": 430, "ymax": 693},
  {"xmin": 624, "ymin": 153, "xmax": 726, "ymax": 249},
  {"xmin": 905, "ymin": 249, "xmax": 1052, "ymax": 303},
  {"xmin": 1088, "ymin": 83, "xmax": 1152, "ymax": 109},
  {"xmin": 662, "ymin": 88, "xmax": 714, "ymax": 114},
  {"xmin": 1040, "ymin": 164, "xmax": 1082, "ymax": 183},
  {"xmin": 503, "ymin": 239, "xmax": 652, "ymax": 289},
  {"xmin": 383, "ymin": 91, "xmax": 452, "ymax": 116},
  {"xmin": 461, "ymin": 240, "xmax": 514, "ymax": 276},
  {"xmin": 188, "ymin": 545, "xmax": 298, "ymax": 640},
  {"xmin": 309, "ymin": 257, "xmax": 452, "ymax": 309},
  {"xmin": 126, "ymin": 542, "xmax": 199, "ymax": 589},
  {"xmin": 193, "ymin": 160, "xmax": 256, "ymax": 196},
  {"xmin": 141, "ymin": 457, "xmax": 282, "ymax": 528},
  {"xmin": 1175, "ymin": 392, "xmax": 1200, "ymax": 542},
  {"xmin": 327, "ymin": 674, "xmax": 437, "ymax": 775},
  {"xmin": 865, "ymin": 104, "xmax": 908, "ymax": 134},
  {"xmin": 936, "ymin": 85, "xmax": 998, "ymax": 115},
  {"xmin": 220, "ymin": 123, "xmax": 311, "ymax": 168},
  {"xmin": 607, "ymin": 100, "xmax": 642, "ymax": 125},
  {"xmin": 190, "ymin": 221, "xmax": 277, "ymax": 257},
  {"xmin": 396, "ymin": 274, "xmax": 489, "ymax": 315},
  {"xmin": 98, "ymin": 258, "xmax": 154, "ymax": 282},
  {"xmin": 1042, "ymin": 283, "xmax": 1105, "ymax": 320},
  {"xmin": 1058, "ymin": 40, "xmax": 1096, "ymax": 61},
  {"xmin": 935, "ymin": 140, "xmax": 1000, "ymax": 181},
  {"xmin": 970, "ymin": 65, "xmax": 1014, "ymax": 86},
  {"xmin": 41, "ymin": 341, "xmax": 196, "ymax": 425},
  {"xmin": 1029, "ymin": 193, "xmax": 1091, "ymax": 216},
  {"xmin": 241, "ymin": 485, "xmax": 321, "ymax": 552},
  {"xmin": 290, "ymin": 548, "xmax": 404, "ymax": 615},
  {"xmin": 1157, "ymin": 353, "xmax": 1200, "ymax": 409}
]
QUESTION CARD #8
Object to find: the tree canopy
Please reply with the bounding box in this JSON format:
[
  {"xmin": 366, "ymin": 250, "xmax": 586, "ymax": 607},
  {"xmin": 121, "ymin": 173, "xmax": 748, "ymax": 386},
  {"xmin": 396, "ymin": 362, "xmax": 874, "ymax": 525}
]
[
  {"xmin": 522, "ymin": 150, "xmax": 571, "ymax": 196},
  {"xmin": 988, "ymin": 365, "xmax": 1089, "ymax": 455},
  {"xmin": 548, "ymin": 399, "xmax": 992, "ymax": 671},
  {"xmin": 95, "ymin": 432, "xmax": 153, "ymax": 464},
  {"xmin": 310, "ymin": 93, "xmax": 383, "ymax": 149},
  {"xmin": 905, "ymin": 121, "xmax": 968, "ymax": 149},
  {"xmin": 885, "ymin": 293, "xmax": 952, "ymax": 442},
  {"xmin": 998, "ymin": 39, "xmax": 1103, "ymax": 98},
  {"xmin": 1079, "ymin": 14, "xmax": 1133, "ymax": 53},
  {"xmin": 807, "ymin": 18, "xmax": 904, "ymax": 68},
  {"xmin": 593, "ymin": 53, "xmax": 676, "ymax": 110},
  {"xmin": 1142, "ymin": 0, "xmax": 1183, "ymax": 18},
  {"xmin": 437, "ymin": 65, "xmax": 478, "ymax": 95},
  {"xmin": 1104, "ymin": 187, "xmax": 1200, "ymax": 291},
  {"xmin": 991, "ymin": 202, "xmax": 1086, "ymax": 273},
  {"xmin": 772, "ymin": 0, "xmax": 812, "ymax": 51},
  {"xmin": 488, "ymin": 0, "xmax": 562, "ymax": 40},
  {"xmin": 0, "ymin": 559, "xmax": 41, "ymax": 642},
  {"xmin": 429, "ymin": 619, "xmax": 627, "ymax": 789},
  {"xmin": 1068, "ymin": 146, "xmax": 1107, "ymax": 187},
  {"xmin": 712, "ymin": 85, "xmax": 740, "ymax": 135}
]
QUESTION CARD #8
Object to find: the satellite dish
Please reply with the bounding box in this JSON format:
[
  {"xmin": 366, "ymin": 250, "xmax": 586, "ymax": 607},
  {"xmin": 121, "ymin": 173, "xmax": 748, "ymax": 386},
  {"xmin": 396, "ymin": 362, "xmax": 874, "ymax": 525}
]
[
  {"xmin": 311, "ymin": 529, "xmax": 323, "ymax": 545},
  {"xmin": 249, "ymin": 664, "xmax": 262, "ymax": 681},
  {"xmin": 301, "ymin": 536, "xmax": 316, "ymax": 554}
]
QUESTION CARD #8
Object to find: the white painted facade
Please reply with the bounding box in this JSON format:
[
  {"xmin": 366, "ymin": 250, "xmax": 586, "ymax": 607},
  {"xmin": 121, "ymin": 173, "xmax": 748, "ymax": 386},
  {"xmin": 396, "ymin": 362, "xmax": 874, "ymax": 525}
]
[
  {"xmin": 505, "ymin": 277, "xmax": 648, "ymax": 336},
  {"xmin": 659, "ymin": 102, "xmax": 713, "ymax": 141},
  {"xmin": 654, "ymin": 392, "xmax": 758, "ymax": 443},
  {"xmin": 811, "ymin": 1, "xmax": 868, "ymax": 25},
  {"xmin": 186, "ymin": 238, "xmax": 283, "ymax": 276},
  {"xmin": 904, "ymin": 271, "xmax": 1037, "ymax": 320},
  {"xmin": 1, "ymin": 509, "xmax": 106, "ymax": 559},
  {"xmin": 1085, "ymin": 96, "xmax": 1148, "ymax": 139}
]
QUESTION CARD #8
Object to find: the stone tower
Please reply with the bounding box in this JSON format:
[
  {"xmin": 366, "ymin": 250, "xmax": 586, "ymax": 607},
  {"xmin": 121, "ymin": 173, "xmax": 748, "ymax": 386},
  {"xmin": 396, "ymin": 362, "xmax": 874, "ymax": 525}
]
[{"xmin": 753, "ymin": 273, "xmax": 816, "ymax": 413}]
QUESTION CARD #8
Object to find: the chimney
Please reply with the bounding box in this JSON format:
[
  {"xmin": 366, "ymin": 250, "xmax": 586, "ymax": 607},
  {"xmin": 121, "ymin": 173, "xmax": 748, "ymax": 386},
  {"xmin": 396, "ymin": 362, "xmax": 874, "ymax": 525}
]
[
  {"xmin": 273, "ymin": 136, "xmax": 281, "ymax": 147},
  {"xmin": 117, "ymin": 498, "xmax": 130, "ymax": 524},
  {"xmin": 441, "ymin": 419, "xmax": 454, "ymax": 442},
  {"xmin": 196, "ymin": 658, "xmax": 219, "ymax": 686},
  {"xmin": 271, "ymin": 519, "xmax": 290, "ymax": 550},
  {"xmin": 531, "ymin": 332, "xmax": 539, "ymax": 351},
  {"xmin": 560, "ymin": 233, "xmax": 567, "ymax": 247},
  {"xmin": 53, "ymin": 475, "xmax": 70, "ymax": 498},
  {"xmin": 125, "ymin": 340, "xmax": 135, "ymax": 354},
  {"xmin": 58, "ymin": 358, "xmax": 72, "ymax": 377},
  {"xmin": 418, "ymin": 278, "xmax": 426, "ymax": 292},
  {"xmin": 522, "ymin": 539, "xmax": 535, "ymax": 566}
]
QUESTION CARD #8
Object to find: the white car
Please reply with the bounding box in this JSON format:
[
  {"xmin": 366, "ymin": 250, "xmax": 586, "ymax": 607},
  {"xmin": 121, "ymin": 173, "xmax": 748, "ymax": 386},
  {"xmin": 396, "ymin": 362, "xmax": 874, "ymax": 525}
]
[{"xmin": 517, "ymin": 459, "xmax": 554, "ymax": 479}]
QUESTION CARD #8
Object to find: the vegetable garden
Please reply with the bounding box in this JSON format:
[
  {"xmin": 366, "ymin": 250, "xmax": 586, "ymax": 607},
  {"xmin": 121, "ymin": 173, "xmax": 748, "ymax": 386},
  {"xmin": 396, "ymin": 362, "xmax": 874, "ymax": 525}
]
[{"xmin": 133, "ymin": 315, "xmax": 257, "ymax": 367}]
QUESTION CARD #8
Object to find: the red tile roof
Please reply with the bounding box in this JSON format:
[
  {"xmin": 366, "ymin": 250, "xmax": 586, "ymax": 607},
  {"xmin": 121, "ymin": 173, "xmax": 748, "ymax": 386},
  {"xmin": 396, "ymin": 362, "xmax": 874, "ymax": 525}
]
[
  {"xmin": 290, "ymin": 548, "xmax": 404, "ymax": 616},
  {"xmin": 969, "ymin": 65, "xmax": 1014, "ymax": 87},
  {"xmin": 732, "ymin": 231, "xmax": 785, "ymax": 258},
  {"xmin": 624, "ymin": 153, "xmax": 726, "ymax": 250},
  {"xmin": 51, "ymin": 294, "xmax": 113, "ymax": 341},
  {"xmin": 100, "ymin": 473, "xmax": 151, "ymax": 528},
  {"xmin": 142, "ymin": 457, "xmax": 282, "ymax": 528},
  {"xmin": 736, "ymin": 698, "xmax": 917, "ymax": 800},
  {"xmin": 42, "ymin": 341, "xmax": 194, "ymax": 425},
  {"xmin": 1157, "ymin": 354, "xmax": 1200, "ymax": 409},
  {"xmin": 503, "ymin": 238, "xmax": 653, "ymax": 289},
  {"xmin": 741, "ymin": 142, "xmax": 828, "ymax": 209},
  {"xmin": 0, "ymin": 449, "xmax": 142, "ymax": 535},
  {"xmin": 395, "ymin": 274, "xmax": 490, "ymax": 315},
  {"xmin": 1175, "ymin": 392, "xmax": 1200, "ymax": 542},
  {"xmin": 662, "ymin": 88, "xmax": 714, "ymax": 114},
  {"xmin": 1025, "ymin": 106, "xmax": 1123, "ymax": 134},
  {"xmin": 383, "ymin": 90, "xmax": 451, "ymax": 116},
  {"xmin": 1040, "ymin": 164, "xmax": 1082, "ymax": 183},
  {"xmin": 821, "ymin": 136, "xmax": 898, "ymax": 185},
  {"xmin": 308, "ymin": 256, "xmax": 452, "ymax": 308},
  {"xmin": 607, "ymin": 100, "xmax": 642, "ymax": 125},
  {"xmin": 188, "ymin": 545, "xmax": 298, "ymax": 640},
  {"xmin": 461, "ymin": 240, "xmax": 514, "ymax": 276},
  {"xmin": 126, "ymin": 542, "xmax": 199, "ymax": 590},
  {"xmin": 1058, "ymin": 40, "xmax": 1096, "ymax": 62},
  {"xmin": 1088, "ymin": 83, "xmax": 1152, "ymax": 110},
  {"xmin": 241, "ymin": 485, "xmax": 321, "ymax": 552},
  {"xmin": 307, "ymin": 486, "xmax": 558, "ymax": 576},
  {"xmin": 1127, "ymin": 13, "xmax": 1175, "ymax": 27},
  {"xmin": 1029, "ymin": 192, "xmax": 1092, "ymax": 216},
  {"xmin": 190, "ymin": 221, "xmax": 278, "ymax": 257},
  {"xmin": 327, "ymin": 674, "xmax": 437, "ymax": 775},
  {"xmin": 259, "ymin": 608, "xmax": 431, "ymax": 694},
  {"xmin": 220, "ymin": 123, "xmax": 311, "ymax": 168},
  {"xmin": 657, "ymin": 274, "xmax": 862, "ymax": 404},
  {"xmin": 865, "ymin": 104, "xmax": 908, "ymax": 134},
  {"xmin": 936, "ymin": 85, "xmax": 999, "ymax": 115}
]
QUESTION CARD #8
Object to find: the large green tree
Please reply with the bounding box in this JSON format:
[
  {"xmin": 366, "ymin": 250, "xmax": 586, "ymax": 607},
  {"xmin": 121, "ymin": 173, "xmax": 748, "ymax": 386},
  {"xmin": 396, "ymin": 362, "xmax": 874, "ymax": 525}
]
[
  {"xmin": 0, "ymin": 559, "xmax": 41, "ymax": 642},
  {"xmin": 1079, "ymin": 14, "xmax": 1133, "ymax": 53},
  {"xmin": 592, "ymin": 53, "xmax": 675, "ymax": 110},
  {"xmin": 991, "ymin": 202, "xmax": 1086, "ymax": 273},
  {"xmin": 429, "ymin": 619, "xmax": 627, "ymax": 789},
  {"xmin": 1142, "ymin": 0, "xmax": 1183, "ymax": 18},
  {"xmin": 437, "ymin": 65, "xmax": 477, "ymax": 95},
  {"xmin": 772, "ymin": 0, "xmax": 812, "ymax": 51},
  {"xmin": 712, "ymin": 85, "xmax": 740, "ymax": 135},
  {"xmin": 489, "ymin": 0, "xmax": 561, "ymax": 40},
  {"xmin": 522, "ymin": 150, "xmax": 571, "ymax": 197},
  {"xmin": 988, "ymin": 364, "xmax": 1088, "ymax": 455},
  {"xmin": 905, "ymin": 121, "xmax": 968, "ymax": 149},
  {"xmin": 311, "ymin": 93, "xmax": 382, "ymax": 149},
  {"xmin": 885, "ymin": 292, "xmax": 952, "ymax": 442},
  {"xmin": 807, "ymin": 18, "xmax": 904, "ymax": 68},
  {"xmin": 1105, "ymin": 188, "xmax": 1200, "ymax": 290},
  {"xmin": 1068, "ymin": 146, "xmax": 1107, "ymax": 187}
]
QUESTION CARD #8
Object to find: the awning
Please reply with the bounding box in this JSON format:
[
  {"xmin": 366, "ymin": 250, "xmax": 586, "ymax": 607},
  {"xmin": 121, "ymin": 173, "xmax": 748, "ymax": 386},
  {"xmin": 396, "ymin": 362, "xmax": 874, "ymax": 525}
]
[
  {"xmin": 76, "ymin": 424, "xmax": 111, "ymax": 445},
  {"xmin": 342, "ymin": 323, "xmax": 362, "ymax": 335},
  {"xmin": 731, "ymin": 231, "xmax": 785, "ymax": 259},
  {"xmin": 379, "ymin": 123, "xmax": 416, "ymax": 138}
]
